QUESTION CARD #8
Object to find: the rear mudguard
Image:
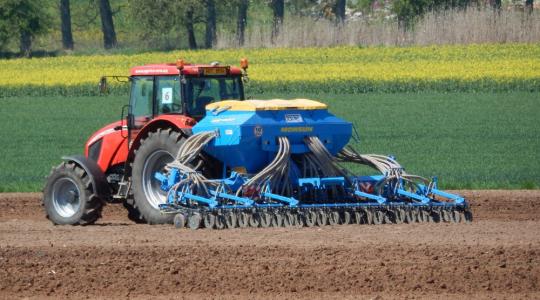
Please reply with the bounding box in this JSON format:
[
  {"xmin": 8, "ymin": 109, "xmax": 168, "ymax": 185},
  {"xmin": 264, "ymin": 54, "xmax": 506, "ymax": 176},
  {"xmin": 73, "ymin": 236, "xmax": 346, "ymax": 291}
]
[{"xmin": 62, "ymin": 155, "xmax": 111, "ymax": 200}]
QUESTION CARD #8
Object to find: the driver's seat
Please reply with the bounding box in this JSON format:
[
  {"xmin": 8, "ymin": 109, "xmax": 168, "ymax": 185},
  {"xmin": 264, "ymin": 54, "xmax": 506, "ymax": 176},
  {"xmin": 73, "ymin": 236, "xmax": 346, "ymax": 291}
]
[{"xmin": 192, "ymin": 96, "xmax": 214, "ymax": 116}]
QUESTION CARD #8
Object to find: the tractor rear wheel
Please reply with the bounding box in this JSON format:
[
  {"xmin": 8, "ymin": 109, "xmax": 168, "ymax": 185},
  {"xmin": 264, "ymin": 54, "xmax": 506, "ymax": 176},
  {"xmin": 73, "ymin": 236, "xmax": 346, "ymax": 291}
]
[
  {"xmin": 43, "ymin": 162, "xmax": 103, "ymax": 225},
  {"xmin": 132, "ymin": 129, "xmax": 185, "ymax": 224}
]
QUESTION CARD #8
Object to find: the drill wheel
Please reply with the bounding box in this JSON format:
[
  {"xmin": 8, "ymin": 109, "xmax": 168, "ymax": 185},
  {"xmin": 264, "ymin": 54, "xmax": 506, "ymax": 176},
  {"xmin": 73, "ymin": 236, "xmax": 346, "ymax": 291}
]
[
  {"xmin": 188, "ymin": 212, "xmax": 202, "ymax": 230},
  {"xmin": 259, "ymin": 212, "xmax": 272, "ymax": 228},
  {"xmin": 328, "ymin": 211, "xmax": 340, "ymax": 226},
  {"xmin": 203, "ymin": 213, "xmax": 216, "ymax": 229},
  {"xmin": 173, "ymin": 213, "xmax": 186, "ymax": 229},
  {"xmin": 224, "ymin": 211, "xmax": 237, "ymax": 229},
  {"xmin": 341, "ymin": 211, "xmax": 351, "ymax": 225},
  {"xmin": 303, "ymin": 210, "xmax": 317, "ymax": 227},
  {"xmin": 237, "ymin": 212, "xmax": 250, "ymax": 228},
  {"xmin": 271, "ymin": 212, "xmax": 283, "ymax": 227}
]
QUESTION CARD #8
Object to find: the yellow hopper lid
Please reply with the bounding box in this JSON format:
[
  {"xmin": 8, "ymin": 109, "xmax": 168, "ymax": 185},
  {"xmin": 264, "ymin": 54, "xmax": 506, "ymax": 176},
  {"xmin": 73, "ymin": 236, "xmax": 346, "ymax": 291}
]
[{"xmin": 206, "ymin": 99, "xmax": 327, "ymax": 111}]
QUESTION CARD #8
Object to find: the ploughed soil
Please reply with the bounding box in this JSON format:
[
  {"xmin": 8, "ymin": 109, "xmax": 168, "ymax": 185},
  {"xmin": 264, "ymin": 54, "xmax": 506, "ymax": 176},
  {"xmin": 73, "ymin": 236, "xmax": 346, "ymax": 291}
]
[{"xmin": 0, "ymin": 190, "xmax": 539, "ymax": 299}]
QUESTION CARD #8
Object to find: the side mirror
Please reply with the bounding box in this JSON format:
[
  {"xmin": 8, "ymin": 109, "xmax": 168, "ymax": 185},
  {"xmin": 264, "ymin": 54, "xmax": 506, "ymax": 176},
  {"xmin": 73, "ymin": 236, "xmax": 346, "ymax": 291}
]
[
  {"xmin": 127, "ymin": 113, "xmax": 135, "ymax": 129},
  {"xmin": 99, "ymin": 77, "xmax": 108, "ymax": 94}
]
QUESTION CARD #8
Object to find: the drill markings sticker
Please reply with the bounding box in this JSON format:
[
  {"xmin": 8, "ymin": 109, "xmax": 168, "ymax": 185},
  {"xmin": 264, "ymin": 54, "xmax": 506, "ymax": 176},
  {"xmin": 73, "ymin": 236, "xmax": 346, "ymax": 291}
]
[
  {"xmin": 285, "ymin": 114, "xmax": 303, "ymax": 123},
  {"xmin": 162, "ymin": 87, "xmax": 173, "ymax": 104},
  {"xmin": 254, "ymin": 126, "xmax": 263, "ymax": 137}
]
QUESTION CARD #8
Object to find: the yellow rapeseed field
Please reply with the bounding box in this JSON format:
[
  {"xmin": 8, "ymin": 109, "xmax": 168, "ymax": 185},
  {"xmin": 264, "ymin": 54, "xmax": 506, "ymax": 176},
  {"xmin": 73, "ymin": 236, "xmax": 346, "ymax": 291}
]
[{"xmin": 0, "ymin": 44, "xmax": 538, "ymax": 96}]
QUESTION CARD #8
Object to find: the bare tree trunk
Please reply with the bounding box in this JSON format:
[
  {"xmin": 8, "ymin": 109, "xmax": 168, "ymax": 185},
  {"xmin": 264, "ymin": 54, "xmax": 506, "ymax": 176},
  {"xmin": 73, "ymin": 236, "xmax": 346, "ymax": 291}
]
[
  {"xmin": 335, "ymin": 0, "xmax": 346, "ymax": 23},
  {"xmin": 525, "ymin": 0, "xmax": 533, "ymax": 12},
  {"xmin": 98, "ymin": 0, "xmax": 117, "ymax": 49},
  {"xmin": 186, "ymin": 7, "xmax": 197, "ymax": 49},
  {"xmin": 237, "ymin": 0, "xmax": 248, "ymax": 46},
  {"xmin": 491, "ymin": 0, "xmax": 501, "ymax": 10},
  {"xmin": 60, "ymin": 0, "xmax": 74, "ymax": 50},
  {"xmin": 205, "ymin": 0, "xmax": 216, "ymax": 48},
  {"xmin": 271, "ymin": 0, "xmax": 284, "ymax": 44},
  {"xmin": 19, "ymin": 30, "xmax": 32, "ymax": 57}
]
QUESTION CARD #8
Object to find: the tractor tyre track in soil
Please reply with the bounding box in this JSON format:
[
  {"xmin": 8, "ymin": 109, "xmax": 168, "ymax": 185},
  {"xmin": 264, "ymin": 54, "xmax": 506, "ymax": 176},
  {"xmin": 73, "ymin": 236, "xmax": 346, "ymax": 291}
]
[{"xmin": 0, "ymin": 190, "xmax": 539, "ymax": 299}]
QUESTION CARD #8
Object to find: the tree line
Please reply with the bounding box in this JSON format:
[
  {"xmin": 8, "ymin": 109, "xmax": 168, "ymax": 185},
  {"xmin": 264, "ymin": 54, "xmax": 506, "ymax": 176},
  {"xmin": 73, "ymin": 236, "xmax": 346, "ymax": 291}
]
[{"xmin": 0, "ymin": 0, "xmax": 535, "ymax": 57}]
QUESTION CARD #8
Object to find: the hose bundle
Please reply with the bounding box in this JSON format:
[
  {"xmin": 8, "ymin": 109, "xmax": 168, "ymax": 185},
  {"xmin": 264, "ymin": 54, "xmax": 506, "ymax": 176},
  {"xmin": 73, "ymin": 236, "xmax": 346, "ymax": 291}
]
[
  {"xmin": 337, "ymin": 146, "xmax": 431, "ymax": 195},
  {"xmin": 166, "ymin": 131, "xmax": 217, "ymax": 199},
  {"xmin": 241, "ymin": 136, "xmax": 292, "ymax": 195},
  {"xmin": 303, "ymin": 136, "xmax": 348, "ymax": 179}
]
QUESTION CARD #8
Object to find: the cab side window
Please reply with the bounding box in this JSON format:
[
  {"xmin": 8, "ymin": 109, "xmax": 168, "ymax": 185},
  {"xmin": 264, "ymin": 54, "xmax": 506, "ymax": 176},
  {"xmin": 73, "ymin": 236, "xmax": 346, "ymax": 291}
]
[
  {"xmin": 129, "ymin": 76, "xmax": 154, "ymax": 128},
  {"xmin": 156, "ymin": 76, "xmax": 181, "ymax": 114}
]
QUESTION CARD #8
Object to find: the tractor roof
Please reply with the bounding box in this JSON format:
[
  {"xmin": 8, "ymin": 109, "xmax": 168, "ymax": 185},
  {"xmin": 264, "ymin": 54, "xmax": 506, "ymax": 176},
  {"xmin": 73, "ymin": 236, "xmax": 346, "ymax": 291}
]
[{"xmin": 130, "ymin": 63, "xmax": 243, "ymax": 76}]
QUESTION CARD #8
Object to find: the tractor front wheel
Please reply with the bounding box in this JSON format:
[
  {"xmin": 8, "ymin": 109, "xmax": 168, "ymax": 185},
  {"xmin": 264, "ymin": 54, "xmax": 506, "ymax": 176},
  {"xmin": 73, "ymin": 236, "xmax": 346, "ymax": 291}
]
[
  {"xmin": 131, "ymin": 129, "xmax": 184, "ymax": 224},
  {"xmin": 43, "ymin": 162, "xmax": 103, "ymax": 225}
]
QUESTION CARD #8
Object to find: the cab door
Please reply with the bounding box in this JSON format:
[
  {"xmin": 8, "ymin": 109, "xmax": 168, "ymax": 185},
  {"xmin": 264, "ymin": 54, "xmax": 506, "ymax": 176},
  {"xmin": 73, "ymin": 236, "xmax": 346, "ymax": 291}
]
[{"xmin": 128, "ymin": 76, "xmax": 154, "ymax": 141}]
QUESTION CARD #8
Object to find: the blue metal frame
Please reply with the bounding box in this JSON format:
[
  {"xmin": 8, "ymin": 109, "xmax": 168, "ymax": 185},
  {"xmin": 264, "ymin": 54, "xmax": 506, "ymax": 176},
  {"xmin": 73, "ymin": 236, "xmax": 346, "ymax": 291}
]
[{"xmin": 155, "ymin": 168, "xmax": 468, "ymax": 212}]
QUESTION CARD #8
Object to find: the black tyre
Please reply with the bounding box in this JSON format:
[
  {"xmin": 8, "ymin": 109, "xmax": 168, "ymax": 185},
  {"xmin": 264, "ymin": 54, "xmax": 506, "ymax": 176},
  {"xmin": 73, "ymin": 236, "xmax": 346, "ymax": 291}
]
[
  {"xmin": 174, "ymin": 213, "xmax": 186, "ymax": 229},
  {"xmin": 203, "ymin": 213, "xmax": 216, "ymax": 229},
  {"xmin": 132, "ymin": 129, "xmax": 184, "ymax": 224},
  {"xmin": 237, "ymin": 212, "xmax": 249, "ymax": 228},
  {"xmin": 271, "ymin": 212, "xmax": 283, "ymax": 227},
  {"xmin": 341, "ymin": 211, "xmax": 351, "ymax": 225},
  {"xmin": 303, "ymin": 211, "xmax": 317, "ymax": 227},
  {"xmin": 373, "ymin": 210, "xmax": 384, "ymax": 225},
  {"xmin": 188, "ymin": 212, "xmax": 202, "ymax": 229},
  {"xmin": 328, "ymin": 211, "xmax": 339, "ymax": 226},
  {"xmin": 353, "ymin": 211, "xmax": 363, "ymax": 224},
  {"xmin": 249, "ymin": 213, "xmax": 260, "ymax": 227},
  {"xmin": 215, "ymin": 214, "xmax": 226, "ymax": 229},
  {"xmin": 259, "ymin": 212, "xmax": 272, "ymax": 228},
  {"xmin": 225, "ymin": 211, "xmax": 238, "ymax": 228},
  {"xmin": 464, "ymin": 210, "xmax": 473, "ymax": 223},
  {"xmin": 43, "ymin": 162, "xmax": 103, "ymax": 225},
  {"xmin": 315, "ymin": 210, "xmax": 327, "ymax": 226}
]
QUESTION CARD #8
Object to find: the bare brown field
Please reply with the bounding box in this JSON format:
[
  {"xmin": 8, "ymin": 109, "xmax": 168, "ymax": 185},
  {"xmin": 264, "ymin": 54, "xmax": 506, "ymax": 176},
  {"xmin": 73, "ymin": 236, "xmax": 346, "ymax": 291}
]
[{"xmin": 0, "ymin": 190, "xmax": 538, "ymax": 299}]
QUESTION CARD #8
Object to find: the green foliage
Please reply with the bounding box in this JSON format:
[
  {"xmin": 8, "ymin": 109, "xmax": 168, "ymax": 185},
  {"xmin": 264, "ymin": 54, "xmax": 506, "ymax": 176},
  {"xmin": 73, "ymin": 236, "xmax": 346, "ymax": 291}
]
[
  {"xmin": 392, "ymin": 0, "xmax": 471, "ymax": 27},
  {"xmin": 0, "ymin": 0, "xmax": 52, "ymax": 51},
  {"xmin": 0, "ymin": 92, "xmax": 538, "ymax": 192}
]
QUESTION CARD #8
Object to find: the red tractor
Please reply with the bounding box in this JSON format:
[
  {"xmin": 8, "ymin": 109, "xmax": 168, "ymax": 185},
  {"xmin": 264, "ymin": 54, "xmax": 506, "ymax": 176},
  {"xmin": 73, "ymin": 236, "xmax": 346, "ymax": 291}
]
[{"xmin": 43, "ymin": 59, "xmax": 249, "ymax": 225}]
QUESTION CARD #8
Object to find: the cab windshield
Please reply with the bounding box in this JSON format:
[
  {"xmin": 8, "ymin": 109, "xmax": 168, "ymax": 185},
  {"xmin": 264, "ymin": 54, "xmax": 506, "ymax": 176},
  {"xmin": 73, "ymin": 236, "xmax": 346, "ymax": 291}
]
[{"xmin": 185, "ymin": 76, "xmax": 243, "ymax": 117}]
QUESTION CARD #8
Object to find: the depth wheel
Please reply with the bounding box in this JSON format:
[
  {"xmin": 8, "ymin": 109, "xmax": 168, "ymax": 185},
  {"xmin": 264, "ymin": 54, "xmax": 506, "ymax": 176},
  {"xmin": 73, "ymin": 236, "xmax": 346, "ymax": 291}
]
[
  {"xmin": 215, "ymin": 213, "xmax": 226, "ymax": 229},
  {"xmin": 259, "ymin": 212, "xmax": 272, "ymax": 228},
  {"xmin": 303, "ymin": 211, "xmax": 317, "ymax": 227},
  {"xmin": 224, "ymin": 211, "xmax": 237, "ymax": 229},
  {"xmin": 384, "ymin": 209, "xmax": 395, "ymax": 224},
  {"xmin": 464, "ymin": 210, "xmax": 473, "ymax": 223},
  {"xmin": 43, "ymin": 162, "xmax": 103, "ymax": 225},
  {"xmin": 451, "ymin": 210, "xmax": 461, "ymax": 223},
  {"xmin": 431, "ymin": 208, "xmax": 442, "ymax": 223},
  {"xmin": 328, "ymin": 211, "xmax": 340, "ymax": 226},
  {"xmin": 237, "ymin": 212, "xmax": 250, "ymax": 228},
  {"xmin": 365, "ymin": 209, "xmax": 374, "ymax": 224},
  {"xmin": 249, "ymin": 213, "xmax": 260, "ymax": 228},
  {"xmin": 283, "ymin": 212, "xmax": 294, "ymax": 227},
  {"xmin": 174, "ymin": 213, "xmax": 186, "ymax": 229},
  {"xmin": 188, "ymin": 212, "xmax": 202, "ymax": 230},
  {"xmin": 271, "ymin": 212, "xmax": 283, "ymax": 227},
  {"xmin": 442, "ymin": 209, "xmax": 452, "ymax": 222},
  {"xmin": 372, "ymin": 210, "xmax": 384, "ymax": 225},
  {"xmin": 315, "ymin": 210, "xmax": 327, "ymax": 226},
  {"xmin": 203, "ymin": 213, "xmax": 215, "ymax": 229},
  {"xmin": 395, "ymin": 208, "xmax": 405, "ymax": 224},
  {"xmin": 353, "ymin": 211, "xmax": 362, "ymax": 224}
]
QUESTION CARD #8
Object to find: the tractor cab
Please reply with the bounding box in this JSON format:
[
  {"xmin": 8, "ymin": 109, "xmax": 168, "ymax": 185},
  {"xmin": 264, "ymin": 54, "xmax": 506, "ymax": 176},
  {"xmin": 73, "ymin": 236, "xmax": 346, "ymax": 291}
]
[{"xmin": 127, "ymin": 61, "xmax": 247, "ymax": 131}]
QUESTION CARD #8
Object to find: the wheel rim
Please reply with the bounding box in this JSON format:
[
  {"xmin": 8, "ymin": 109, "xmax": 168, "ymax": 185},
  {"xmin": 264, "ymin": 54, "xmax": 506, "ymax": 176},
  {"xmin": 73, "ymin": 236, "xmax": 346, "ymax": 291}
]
[
  {"xmin": 142, "ymin": 150, "xmax": 174, "ymax": 209},
  {"xmin": 52, "ymin": 178, "xmax": 81, "ymax": 218}
]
